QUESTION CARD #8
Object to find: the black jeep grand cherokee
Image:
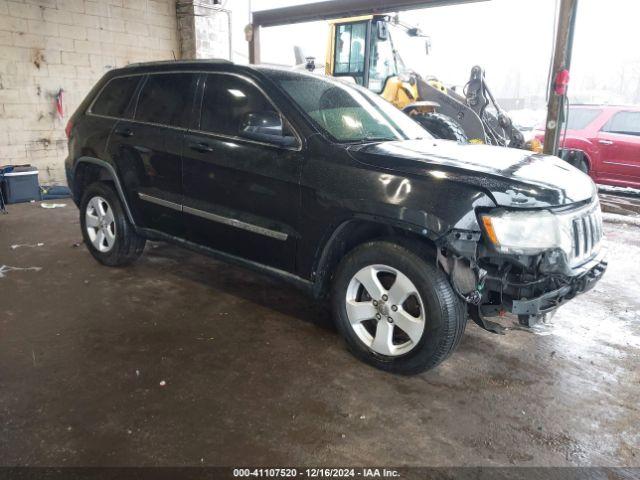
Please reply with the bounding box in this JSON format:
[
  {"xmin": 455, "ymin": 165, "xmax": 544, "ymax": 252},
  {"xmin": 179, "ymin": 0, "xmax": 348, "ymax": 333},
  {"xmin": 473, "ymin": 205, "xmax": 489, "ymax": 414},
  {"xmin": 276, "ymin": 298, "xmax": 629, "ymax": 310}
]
[{"xmin": 65, "ymin": 60, "xmax": 606, "ymax": 374}]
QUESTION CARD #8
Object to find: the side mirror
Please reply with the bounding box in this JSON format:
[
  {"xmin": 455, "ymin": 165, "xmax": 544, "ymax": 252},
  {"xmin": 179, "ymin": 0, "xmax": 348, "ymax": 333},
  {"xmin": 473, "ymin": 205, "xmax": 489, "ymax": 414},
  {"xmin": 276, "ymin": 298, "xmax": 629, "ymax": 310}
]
[
  {"xmin": 239, "ymin": 111, "xmax": 297, "ymax": 147},
  {"xmin": 376, "ymin": 21, "xmax": 388, "ymax": 41}
]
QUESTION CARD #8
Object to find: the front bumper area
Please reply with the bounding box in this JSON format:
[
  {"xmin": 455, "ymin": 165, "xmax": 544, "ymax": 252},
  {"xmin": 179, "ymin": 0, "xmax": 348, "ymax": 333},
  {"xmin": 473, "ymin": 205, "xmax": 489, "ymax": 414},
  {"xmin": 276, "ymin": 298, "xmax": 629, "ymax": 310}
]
[
  {"xmin": 480, "ymin": 247, "xmax": 607, "ymax": 318},
  {"xmin": 509, "ymin": 257, "xmax": 607, "ymax": 315}
]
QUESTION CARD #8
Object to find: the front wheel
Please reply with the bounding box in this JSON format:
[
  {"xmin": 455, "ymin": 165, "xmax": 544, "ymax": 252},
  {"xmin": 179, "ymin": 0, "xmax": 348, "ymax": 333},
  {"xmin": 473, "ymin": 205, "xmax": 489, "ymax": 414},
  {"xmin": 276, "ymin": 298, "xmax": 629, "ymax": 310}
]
[
  {"xmin": 576, "ymin": 158, "xmax": 589, "ymax": 174},
  {"xmin": 331, "ymin": 241, "xmax": 466, "ymax": 374},
  {"xmin": 80, "ymin": 182, "xmax": 146, "ymax": 266}
]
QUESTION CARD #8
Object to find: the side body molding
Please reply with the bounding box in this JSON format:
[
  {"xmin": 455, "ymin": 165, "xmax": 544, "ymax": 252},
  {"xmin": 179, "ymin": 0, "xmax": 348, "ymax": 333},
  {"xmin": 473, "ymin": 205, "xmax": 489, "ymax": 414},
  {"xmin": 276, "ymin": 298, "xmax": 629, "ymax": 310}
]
[{"xmin": 73, "ymin": 156, "xmax": 137, "ymax": 226}]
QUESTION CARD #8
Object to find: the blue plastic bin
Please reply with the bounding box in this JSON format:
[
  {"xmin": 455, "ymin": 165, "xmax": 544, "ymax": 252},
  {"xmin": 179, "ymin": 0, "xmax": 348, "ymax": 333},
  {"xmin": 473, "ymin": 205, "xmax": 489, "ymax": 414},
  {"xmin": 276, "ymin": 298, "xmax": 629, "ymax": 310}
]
[{"xmin": 1, "ymin": 166, "xmax": 40, "ymax": 204}]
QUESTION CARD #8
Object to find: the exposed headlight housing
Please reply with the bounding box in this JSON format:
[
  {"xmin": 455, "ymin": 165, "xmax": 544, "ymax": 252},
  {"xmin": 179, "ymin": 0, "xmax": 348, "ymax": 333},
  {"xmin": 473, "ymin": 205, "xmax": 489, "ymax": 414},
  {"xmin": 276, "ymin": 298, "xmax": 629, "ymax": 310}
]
[{"xmin": 480, "ymin": 209, "xmax": 573, "ymax": 255}]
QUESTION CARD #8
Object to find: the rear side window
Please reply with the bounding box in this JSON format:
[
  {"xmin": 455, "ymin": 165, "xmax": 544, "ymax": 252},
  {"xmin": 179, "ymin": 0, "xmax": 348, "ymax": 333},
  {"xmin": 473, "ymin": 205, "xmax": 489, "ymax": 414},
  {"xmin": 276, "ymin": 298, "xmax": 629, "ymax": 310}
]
[
  {"xmin": 604, "ymin": 111, "xmax": 640, "ymax": 136},
  {"xmin": 135, "ymin": 73, "xmax": 198, "ymax": 128},
  {"xmin": 564, "ymin": 108, "xmax": 601, "ymax": 130},
  {"xmin": 91, "ymin": 76, "xmax": 140, "ymax": 118},
  {"xmin": 200, "ymin": 74, "xmax": 273, "ymax": 136}
]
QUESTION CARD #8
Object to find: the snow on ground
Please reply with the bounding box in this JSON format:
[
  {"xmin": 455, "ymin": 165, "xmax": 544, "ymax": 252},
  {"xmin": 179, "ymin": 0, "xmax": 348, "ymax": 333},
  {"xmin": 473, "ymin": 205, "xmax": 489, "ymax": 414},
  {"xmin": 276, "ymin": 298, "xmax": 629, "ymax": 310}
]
[{"xmin": 598, "ymin": 184, "xmax": 640, "ymax": 197}]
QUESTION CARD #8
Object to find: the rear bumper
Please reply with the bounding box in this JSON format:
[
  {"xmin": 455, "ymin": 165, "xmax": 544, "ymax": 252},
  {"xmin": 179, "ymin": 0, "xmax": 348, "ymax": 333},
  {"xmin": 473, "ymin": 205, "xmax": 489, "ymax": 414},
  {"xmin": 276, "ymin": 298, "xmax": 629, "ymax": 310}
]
[{"xmin": 64, "ymin": 157, "xmax": 78, "ymax": 207}]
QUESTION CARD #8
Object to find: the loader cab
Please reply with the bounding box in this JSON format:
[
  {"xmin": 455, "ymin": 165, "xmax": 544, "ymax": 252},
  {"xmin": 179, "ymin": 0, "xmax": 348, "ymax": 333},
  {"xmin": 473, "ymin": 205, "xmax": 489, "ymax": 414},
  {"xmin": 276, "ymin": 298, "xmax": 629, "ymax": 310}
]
[
  {"xmin": 326, "ymin": 15, "xmax": 430, "ymax": 111},
  {"xmin": 324, "ymin": 15, "xmax": 524, "ymax": 148},
  {"xmin": 327, "ymin": 15, "xmax": 401, "ymax": 92}
]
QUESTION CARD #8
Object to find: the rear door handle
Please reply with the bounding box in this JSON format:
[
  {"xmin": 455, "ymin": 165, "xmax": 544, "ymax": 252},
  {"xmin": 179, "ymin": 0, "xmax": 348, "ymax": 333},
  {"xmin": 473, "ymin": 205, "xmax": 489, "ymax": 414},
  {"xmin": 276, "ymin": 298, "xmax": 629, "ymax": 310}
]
[
  {"xmin": 189, "ymin": 142, "xmax": 214, "ymax": 153},
  {"xmin": 114, "ymin": 127, "xmax": 134, "ymax": 137},
  {"xmin": 598, "ymin": 139, "xmax": 613, "ymax": 145}
]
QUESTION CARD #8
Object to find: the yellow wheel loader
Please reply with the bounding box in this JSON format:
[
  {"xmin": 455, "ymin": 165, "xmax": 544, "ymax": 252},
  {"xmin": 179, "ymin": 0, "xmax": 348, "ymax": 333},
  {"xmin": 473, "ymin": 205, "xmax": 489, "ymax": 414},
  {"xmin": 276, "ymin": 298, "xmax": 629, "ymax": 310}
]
[{"xmin": 314, "ymin": 14, "xmax": 527, "ymax": 149}]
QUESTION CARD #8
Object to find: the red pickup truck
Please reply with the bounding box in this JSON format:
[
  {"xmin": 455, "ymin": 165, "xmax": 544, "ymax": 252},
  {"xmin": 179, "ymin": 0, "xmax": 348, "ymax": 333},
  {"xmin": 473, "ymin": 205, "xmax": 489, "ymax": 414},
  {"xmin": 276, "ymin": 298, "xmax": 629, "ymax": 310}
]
[{"xmin": 534, "ymin": 105, "xmax": 640, "ymax": 189}]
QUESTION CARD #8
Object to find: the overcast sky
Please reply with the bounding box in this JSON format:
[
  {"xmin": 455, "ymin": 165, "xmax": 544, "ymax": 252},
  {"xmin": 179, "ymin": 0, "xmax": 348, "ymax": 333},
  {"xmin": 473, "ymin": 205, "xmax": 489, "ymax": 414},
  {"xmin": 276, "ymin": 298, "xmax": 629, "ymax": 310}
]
[{"xmin": 249, "ymin": 0, "xmax": 640, "ymax": 107}]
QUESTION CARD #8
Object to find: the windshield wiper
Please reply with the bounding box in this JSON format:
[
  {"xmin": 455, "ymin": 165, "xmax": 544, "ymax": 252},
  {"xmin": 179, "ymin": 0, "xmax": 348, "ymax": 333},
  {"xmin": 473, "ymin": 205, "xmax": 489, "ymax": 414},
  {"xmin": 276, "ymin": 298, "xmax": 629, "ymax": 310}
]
[{"xmin": 359, "ymin": 135, "xmax": 397, "ymax": 143}]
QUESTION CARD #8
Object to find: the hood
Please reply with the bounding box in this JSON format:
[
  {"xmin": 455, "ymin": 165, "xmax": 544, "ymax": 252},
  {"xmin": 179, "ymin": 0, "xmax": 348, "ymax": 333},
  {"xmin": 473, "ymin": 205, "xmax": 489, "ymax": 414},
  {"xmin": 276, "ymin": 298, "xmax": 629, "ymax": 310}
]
[{"xmin": 348, "ymin": 139, "xmax": 596, "ymax": 208}]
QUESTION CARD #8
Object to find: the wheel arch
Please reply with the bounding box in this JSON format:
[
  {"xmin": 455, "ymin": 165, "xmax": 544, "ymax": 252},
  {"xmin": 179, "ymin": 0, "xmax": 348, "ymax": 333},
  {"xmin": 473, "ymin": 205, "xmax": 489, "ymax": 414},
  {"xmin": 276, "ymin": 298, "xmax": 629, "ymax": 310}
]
[
  {"xmin": 559, "ymin": 148, "xmax": 592, "ymax": 173},
  {"xmin": 577, "ymin": 149, "xmax": 592, "ymax": 172},
  {"xmin": 73, "ymin": 157, "xmax": 136, "ymax": 226},
  {"xmin": 311, "ymin": 216, "xmax": 439, "ymax": 299}
]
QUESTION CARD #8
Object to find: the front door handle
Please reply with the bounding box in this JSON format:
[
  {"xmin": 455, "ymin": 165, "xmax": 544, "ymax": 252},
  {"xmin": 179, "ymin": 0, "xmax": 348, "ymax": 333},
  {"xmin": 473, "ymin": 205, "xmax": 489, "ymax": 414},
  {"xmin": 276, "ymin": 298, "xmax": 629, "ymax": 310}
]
[
  {"xmin": 189, "ymin": 141, "xmax": 214, "ymax": 153},
  {"xmin": 598, "ymin": 139, "xmax": 613, "ymax": 145},
  {"xmin": 114, "ymin": 127, "xmax": 134, "ymax": 138}
]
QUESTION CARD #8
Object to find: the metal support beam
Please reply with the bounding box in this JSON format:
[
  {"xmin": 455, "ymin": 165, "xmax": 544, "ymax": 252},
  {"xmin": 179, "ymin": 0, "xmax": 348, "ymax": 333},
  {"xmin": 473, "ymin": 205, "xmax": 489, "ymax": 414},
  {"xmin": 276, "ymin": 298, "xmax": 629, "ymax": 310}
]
[
  {"xmin": 252, "ymin": 0, "xmax": 486, "ymax": 28},
  {"xmin": 248, "ymin": 22, "xmax": 260, "ymax": 64},
  {"xmin": 249, "ymin": 0, "xmax": 487, "ymax": 63},
  {"xmin": 543, "ymin": 0, "xmax": 579, "ymax": 156}
]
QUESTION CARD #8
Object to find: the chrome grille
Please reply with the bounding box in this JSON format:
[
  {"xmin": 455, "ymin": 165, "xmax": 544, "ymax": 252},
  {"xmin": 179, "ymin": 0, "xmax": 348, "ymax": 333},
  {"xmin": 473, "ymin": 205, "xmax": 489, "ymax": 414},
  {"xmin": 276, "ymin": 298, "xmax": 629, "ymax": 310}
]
[{"xmin": 570, "ymin": 205, "xmax": 603, "ymax": 264}]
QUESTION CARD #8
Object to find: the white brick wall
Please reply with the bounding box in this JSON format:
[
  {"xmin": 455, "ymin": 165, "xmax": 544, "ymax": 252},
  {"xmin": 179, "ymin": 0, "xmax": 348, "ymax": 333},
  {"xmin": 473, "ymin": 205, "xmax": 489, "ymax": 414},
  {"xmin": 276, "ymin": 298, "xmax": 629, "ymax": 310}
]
[{"xmin": 0, "ymin": 0, "xmax": 180, "ymax": 185}]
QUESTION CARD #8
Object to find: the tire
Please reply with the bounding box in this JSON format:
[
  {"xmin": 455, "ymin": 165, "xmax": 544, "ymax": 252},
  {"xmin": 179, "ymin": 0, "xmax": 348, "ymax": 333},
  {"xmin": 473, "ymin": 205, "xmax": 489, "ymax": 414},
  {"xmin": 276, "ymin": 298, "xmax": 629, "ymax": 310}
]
[
  {"xmin": 414, "ymin": 112, "xmax": 468, "ymax": 143},
  {"xmin": 562, "ymin": 149, "xmax": 589, "ymax": 174},
  {"xmin": 575, "ymin": 158, "xmax": 589, "ymax": 174},
  {"xmin": 331, "ymin": 240, "xmax": 466, "ymax": 375},
  {"xmin": 80, "ymin": 182, "xmax": 146, "ymax": 266}
]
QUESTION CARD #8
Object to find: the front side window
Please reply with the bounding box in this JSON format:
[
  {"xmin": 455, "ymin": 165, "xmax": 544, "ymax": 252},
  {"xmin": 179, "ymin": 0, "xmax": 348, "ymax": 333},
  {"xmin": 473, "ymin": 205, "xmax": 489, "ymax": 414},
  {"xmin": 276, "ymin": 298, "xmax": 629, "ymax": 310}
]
[
  {"xmin": 91, "ymin": 76, "xmax": 140, "ymax": 118},
  {"xmin": 334, "ymin": 22, "xmax": 367, "ymax": 85},
  {"xmin": 270, "ymin": 71, "xmax": 429, "ymax": 143},
  {"xmin": 201, "ymin": 75, "xmax": 271, "ymax": 136},
  {"xmin": 603, "ymin": 111, "xmax": 640, "ymax": 136},
  {"xmin": 135, "ymin": 73, "xmax": 198, "ymax": 128},
  {"xmin": 200, "ymin": 74, "xmax": 297, "ymax": 147}
]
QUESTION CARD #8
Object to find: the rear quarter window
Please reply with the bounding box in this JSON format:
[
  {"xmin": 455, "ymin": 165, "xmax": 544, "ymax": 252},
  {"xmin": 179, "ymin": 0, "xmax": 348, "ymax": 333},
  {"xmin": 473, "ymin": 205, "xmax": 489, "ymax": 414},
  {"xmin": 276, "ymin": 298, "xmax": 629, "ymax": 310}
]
[{"xmin": 91, "ymin": 76, "xmax": 140, "ymax": 118}]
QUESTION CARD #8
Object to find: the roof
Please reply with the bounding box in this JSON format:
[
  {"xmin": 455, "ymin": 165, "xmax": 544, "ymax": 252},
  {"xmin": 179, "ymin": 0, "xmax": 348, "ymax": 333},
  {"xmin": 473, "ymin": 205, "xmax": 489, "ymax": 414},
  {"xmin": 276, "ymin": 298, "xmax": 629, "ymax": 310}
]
[{"xmin": 109, "ymin": 60, "xmax": 357, "ymax": 89}]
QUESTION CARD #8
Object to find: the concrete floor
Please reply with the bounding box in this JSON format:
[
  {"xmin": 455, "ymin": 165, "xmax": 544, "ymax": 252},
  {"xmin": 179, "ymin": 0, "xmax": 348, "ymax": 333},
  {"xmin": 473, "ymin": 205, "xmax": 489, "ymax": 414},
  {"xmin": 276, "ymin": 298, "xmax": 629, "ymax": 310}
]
[{"xmin": 0, "ymin": 201, "xmax": 638, "ymax": 467}]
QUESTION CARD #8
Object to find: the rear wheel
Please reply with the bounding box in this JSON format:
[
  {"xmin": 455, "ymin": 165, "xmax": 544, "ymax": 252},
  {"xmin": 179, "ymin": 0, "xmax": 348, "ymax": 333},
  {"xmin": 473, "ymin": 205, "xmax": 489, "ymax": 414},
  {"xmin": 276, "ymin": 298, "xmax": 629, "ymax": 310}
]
[
  {"xmin": 80, "ymin": 182, "xmax": 145, "ymax": 266},
  {"xmin": 331, "ymin": 241, "xmax": 466, "ymax": 374},
  {"xmin": 414, "ymin": 112, "xmax": 468, "ymax": 143}
]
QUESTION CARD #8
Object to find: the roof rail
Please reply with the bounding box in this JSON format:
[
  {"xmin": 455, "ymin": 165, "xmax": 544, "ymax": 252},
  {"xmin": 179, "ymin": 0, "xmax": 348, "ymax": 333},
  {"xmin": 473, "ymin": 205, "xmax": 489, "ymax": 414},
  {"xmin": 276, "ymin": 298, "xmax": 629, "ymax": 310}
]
[
  {"xmin": 124, "ymin": 59, "xmax": 233, "ymax": 68},
  {"xmin": 570, "ymin": 103, "xmax": 635, "ymax": 107}
]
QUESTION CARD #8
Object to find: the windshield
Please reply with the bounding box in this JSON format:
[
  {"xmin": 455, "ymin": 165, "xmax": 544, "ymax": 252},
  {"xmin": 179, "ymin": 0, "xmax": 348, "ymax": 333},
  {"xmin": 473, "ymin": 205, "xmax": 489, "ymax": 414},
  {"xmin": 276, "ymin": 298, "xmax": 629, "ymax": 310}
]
[
  {"xmin": 267, "ymin": 70, "xmax": 430, "ymax": 143},
  {"xmin": 368, "ymin": 21, "xmax": 415, "ymax": 93},
  {"xmin": 368, "ymin": 21, "xmax": 399, "ymax": 93},
  {"xmin": 386, "ymin": 22, "xmax": 426, "ymax": 76}
]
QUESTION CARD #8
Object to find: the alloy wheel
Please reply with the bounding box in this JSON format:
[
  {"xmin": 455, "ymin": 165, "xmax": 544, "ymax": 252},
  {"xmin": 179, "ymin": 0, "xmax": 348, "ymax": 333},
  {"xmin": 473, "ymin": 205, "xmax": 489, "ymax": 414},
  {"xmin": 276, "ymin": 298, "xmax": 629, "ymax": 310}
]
[
  {"xmin": 345, "ymin": 264, "xmax": 426, "ymax": 356},
  {"xmin": 85, "ymin": 196, "xmax": 116, "ymax": 253}
]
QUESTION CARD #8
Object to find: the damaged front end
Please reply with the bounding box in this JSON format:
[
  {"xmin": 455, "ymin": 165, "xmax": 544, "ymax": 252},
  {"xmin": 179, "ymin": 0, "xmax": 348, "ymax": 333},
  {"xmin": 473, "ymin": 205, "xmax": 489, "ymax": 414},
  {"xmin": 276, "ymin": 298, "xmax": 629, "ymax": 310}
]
[{"xmin": 437, "ymin": 199, "xmax": 607, "ymax": 333}]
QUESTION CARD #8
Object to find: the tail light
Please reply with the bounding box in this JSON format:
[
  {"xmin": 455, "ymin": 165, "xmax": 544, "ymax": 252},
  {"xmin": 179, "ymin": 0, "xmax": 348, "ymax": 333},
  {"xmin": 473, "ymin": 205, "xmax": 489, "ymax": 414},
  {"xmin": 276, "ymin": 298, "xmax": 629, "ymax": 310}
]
[
  {"xmin": 554, "ymin": 69, "xmax": 570, "ymax": 96},
  {"xmin": 65, "ymin": 119, "xmax": 73, "ymax": 139}
]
